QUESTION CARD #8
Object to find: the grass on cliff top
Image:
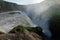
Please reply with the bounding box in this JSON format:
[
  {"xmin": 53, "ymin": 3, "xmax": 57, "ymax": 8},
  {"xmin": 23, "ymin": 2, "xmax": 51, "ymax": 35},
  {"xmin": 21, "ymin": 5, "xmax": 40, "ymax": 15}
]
[{"xmin": 9, "ymin": 25, "xmax": 42, "ymax": 34}]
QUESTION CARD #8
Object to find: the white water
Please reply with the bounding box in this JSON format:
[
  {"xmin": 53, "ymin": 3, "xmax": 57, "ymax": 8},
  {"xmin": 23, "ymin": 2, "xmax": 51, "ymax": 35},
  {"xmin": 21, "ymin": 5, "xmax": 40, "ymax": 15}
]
[{"xmin": 0, "ymin": 11, "xmax": 36, "ymax": 33}]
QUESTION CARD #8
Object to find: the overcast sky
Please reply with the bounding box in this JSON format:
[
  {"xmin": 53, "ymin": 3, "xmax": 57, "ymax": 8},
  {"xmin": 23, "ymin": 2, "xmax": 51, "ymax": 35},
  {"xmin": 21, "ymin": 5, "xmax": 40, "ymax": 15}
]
[{"xmin": 4, "ymin": 0, "xmax": 44, "ymax": 5}]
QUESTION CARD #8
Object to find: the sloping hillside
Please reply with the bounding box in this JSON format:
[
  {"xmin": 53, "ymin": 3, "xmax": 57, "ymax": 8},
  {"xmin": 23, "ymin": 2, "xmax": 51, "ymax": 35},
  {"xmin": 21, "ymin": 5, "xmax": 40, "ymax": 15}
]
[{"xmin": 0, "ymin": 1, "xmax": 25, "ymax": 12}]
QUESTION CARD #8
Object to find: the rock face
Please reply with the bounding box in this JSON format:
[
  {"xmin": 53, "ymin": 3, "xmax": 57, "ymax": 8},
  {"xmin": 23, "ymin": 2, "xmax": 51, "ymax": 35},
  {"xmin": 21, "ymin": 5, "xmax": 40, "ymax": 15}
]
[
  {"xmin": 49, "ymin": 4, "xmax": 60, "ymax": 40},
  {"xmin": 0, "ymin": 29, "xmax": 42, "ymax": 40}
]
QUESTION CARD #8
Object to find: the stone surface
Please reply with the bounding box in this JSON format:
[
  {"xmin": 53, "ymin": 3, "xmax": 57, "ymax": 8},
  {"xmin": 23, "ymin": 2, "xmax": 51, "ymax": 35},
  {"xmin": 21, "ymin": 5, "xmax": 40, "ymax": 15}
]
[{"xmin": 0, "ymin": 29, "xmax": 43, "ymax": 40}]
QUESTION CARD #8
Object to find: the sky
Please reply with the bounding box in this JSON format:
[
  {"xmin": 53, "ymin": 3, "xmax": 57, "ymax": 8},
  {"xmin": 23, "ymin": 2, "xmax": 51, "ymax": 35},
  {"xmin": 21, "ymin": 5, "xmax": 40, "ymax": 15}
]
[{"xmin": 4, "ymin": 0, "xmax": 44, "ymax": 5}]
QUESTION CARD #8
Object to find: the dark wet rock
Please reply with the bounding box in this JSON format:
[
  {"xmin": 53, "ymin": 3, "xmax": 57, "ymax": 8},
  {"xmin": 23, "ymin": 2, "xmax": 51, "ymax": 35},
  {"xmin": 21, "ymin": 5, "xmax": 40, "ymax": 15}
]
[{"xmin": 49, "ymin": 4, "xmax": 60, "ymax": 40}]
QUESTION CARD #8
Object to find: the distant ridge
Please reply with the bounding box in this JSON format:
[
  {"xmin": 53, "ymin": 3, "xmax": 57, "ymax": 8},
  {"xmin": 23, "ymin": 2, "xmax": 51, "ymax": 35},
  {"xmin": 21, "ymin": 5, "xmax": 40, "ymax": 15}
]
[{"xmin": 0, "ymin": 1, "xmax": 25, "ymax": 12}]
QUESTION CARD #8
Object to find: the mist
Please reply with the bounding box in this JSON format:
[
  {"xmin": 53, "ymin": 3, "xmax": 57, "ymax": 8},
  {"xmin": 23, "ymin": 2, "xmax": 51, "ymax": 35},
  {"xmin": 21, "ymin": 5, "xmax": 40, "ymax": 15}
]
[{"xmin": 23, "ymin": 0, "xmax": 60, "ymax": 37}]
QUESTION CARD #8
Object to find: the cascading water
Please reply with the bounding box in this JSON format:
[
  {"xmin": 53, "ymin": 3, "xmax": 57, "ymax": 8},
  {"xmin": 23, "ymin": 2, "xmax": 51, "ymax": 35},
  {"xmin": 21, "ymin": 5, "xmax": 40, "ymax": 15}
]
[{"xmin": 0, "ymin": 11, "xmax": 36, "ymax": 33}]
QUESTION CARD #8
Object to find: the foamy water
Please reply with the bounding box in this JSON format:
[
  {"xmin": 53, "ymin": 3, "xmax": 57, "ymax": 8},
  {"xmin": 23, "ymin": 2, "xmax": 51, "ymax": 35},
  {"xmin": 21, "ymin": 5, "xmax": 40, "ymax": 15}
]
[{"xmin": 0, "ymin": 11, "xmax": 35, "ymax": 33}]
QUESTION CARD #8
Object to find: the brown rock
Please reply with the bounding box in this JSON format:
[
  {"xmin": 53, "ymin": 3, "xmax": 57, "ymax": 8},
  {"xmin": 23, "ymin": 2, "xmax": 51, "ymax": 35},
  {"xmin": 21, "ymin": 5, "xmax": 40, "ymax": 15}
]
[{"xmin": 0, "ymin": 29, "xmax": 43, "ymax": 40}]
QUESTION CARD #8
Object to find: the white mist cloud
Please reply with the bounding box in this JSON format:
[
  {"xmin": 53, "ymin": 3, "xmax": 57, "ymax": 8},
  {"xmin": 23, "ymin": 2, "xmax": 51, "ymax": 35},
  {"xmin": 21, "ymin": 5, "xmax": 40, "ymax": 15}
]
[{"xmin": 4, "ymin": 0, "xmax": 44, "ymax": 5}]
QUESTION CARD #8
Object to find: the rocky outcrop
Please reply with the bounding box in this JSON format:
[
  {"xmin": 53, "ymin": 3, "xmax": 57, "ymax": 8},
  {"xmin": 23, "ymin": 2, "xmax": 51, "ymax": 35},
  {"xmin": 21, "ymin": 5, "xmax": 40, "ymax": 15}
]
[{"xmin": 0, "ymin": 29, "xmax": 43, "ymax": 40}]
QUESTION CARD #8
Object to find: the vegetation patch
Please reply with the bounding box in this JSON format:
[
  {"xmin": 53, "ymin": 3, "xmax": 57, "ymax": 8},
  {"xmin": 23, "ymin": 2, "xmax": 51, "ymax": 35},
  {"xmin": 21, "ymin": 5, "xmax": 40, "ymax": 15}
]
[{"xmin": 9, "ymin": 25, "xmax": 42, "ymax": 36}]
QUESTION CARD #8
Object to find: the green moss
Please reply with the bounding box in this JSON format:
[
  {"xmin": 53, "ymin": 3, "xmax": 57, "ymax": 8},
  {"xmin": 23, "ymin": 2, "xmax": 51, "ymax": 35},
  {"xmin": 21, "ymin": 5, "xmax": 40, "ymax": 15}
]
[
  {"xmin": 10, "ymin": 25, "xmax": 24, "ymax": 33},
  {"xmin": 24, "ymin": 27, "xmax": 35, "ymax": 32},
  {"xmin": 10, "ymin": 25, "xmax": 42, "ymax": 35}
]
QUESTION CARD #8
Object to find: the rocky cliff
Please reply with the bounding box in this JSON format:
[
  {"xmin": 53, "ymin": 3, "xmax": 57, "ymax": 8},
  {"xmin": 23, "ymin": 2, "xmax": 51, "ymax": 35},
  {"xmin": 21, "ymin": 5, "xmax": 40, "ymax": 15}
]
[{"xmin": 0, "ymin": 29, "xmax": 43, "ymax": 40}]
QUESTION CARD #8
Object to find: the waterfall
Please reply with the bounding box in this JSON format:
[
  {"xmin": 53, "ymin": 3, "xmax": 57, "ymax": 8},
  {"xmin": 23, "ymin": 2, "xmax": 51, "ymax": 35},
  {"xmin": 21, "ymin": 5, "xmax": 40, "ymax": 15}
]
[{"xmin": 0, "ymin": 11, "xmax": 36, "ymax": 33}]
